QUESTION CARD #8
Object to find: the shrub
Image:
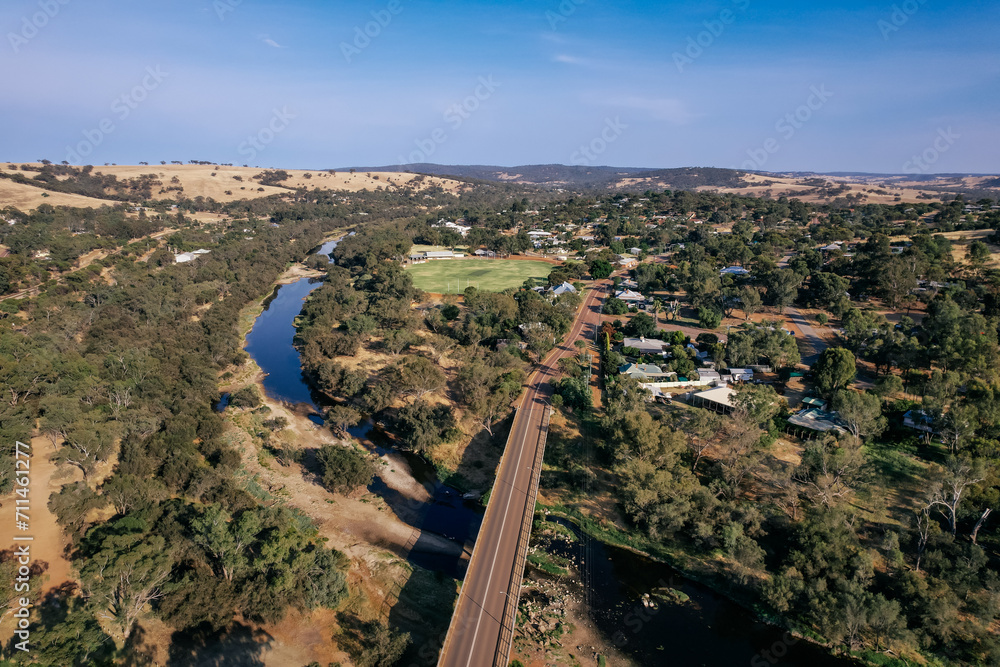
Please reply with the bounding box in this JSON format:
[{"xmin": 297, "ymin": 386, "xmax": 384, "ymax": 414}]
[
  {"xmin": 316, "ymin": 445, "xmax": 375, "ymax": 495},
  {"xmin": 229, "ymin": 386, "xmax": 262, "ymax": 409}
]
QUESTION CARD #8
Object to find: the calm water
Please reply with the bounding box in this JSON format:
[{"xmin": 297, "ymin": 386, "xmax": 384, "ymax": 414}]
[
  {"xmin": 245, "ymin": 276, "xmax": 326, "ymax": 415},
  {"xmin": 242, "ymin": 240, "xmax": 482, "ymax": 576},
  {"xmin": 545, "ymin": 517, "xmax": 856, "ymax": 667},
  {"xmin": 240, "ymin": 242, "xmax": 849, "ymax": 658}
]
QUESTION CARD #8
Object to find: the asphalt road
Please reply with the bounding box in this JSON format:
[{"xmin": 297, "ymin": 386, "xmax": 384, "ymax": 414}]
[
  {"xmin": 438, "ymin": 280, "xmax": 608, "ymax": 667},
  {"xmin": 785, "ymin": 306, "xmax": 829, "ymax": 365}
]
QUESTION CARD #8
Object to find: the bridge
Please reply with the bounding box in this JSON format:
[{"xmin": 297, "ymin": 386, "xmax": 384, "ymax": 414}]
[{"xmin": 438, "ymin": 282, "xmax": 607, "ymax": 667}]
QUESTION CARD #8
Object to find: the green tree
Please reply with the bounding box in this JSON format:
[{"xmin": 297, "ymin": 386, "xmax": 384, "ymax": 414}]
[
  {"xmin": 79, "ymin": 527, "xmax": 173, "ymax": 641},
  {"xmin": 326, "ymin": 404, "xmax": 362, "ymax": 436},
  {"xmin": 604, "ymin": 297, "xmax": 628, "ymax": 316},
  {"xmin": 767, "ymin": 269, "xmax": 804, "ymax": 313},
  {"xmin": 739, "ymin": 286, "xmax": 762, "ymax": 321},
  {"xmin": 394, "ymin": 355, "xmax": 446, "ymax": 398},
  {"xmin": 813, "ymin": 347, "xmax": 856, "ymax": 397},
  {"xmin": 878, "ymin": 256, "xmax": 918, "ymax": 309},
  {"xmin": 392, "ymin": 400, "xmax": 457, "ymax": 452},
  {"xmin": 316, "ymin": 445, "xmax": 376, "ymax": 494},
  {"xmin": 589, "ymin": 258, "xmax": 613, "ymax": 279},
  {"xmin": 697, "ymin": 306, "xmax": 723, "ymax": 330},
  {"xmin": 833, "ymin": 390, "xmax": 886, "ymax": 443},
  {"xmin": 624, "ymin": 312, "xmax": 657, "ymax": 338},
  {"xmin": 967, "ymin": 240, "xmax": 990, "ymax": 275}
]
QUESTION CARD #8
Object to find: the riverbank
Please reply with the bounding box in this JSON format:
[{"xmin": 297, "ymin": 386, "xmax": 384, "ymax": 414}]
[
  {"xmin": 219, "ymin": 249, "xmax": 469, "ymax": 664},
  {"xmin": 531, "ymin": 498, "xmax": 866, "ymax": 667},
  {"xmin": 516, "ymin": 511, "xmax": 861, "ymax": 667},
  {"xmin": 527, "ymin": 408, "xmax": 863, "ymax": 666}
]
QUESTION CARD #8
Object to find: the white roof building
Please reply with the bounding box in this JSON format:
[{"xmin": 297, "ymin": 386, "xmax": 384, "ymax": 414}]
[
  {"xmin": 615, "ymin": 289, "xmax": 644, "ymax": 302},
  {"xmin": 622, "ymin": 337, "xmax": 667, "ymax": 355},
  {"xmin": 175, "ymin": 249, "xmax": 211, "ymax": 263},
  {"xmin": 550, "ymin": 281, "xmax": 577, "ymax": 297},
  {"xmin": 691, "ymin": 386, "xmax": 737, "ymax": 413}
]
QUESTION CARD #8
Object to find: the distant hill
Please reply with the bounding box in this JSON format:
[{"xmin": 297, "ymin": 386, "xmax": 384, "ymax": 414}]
[
  {"xmin": 352, "ymin": 163, "xmax": 748, "ymax": 190},
  {"xmin": 351, "ymin": 163, "xmax": 1000, "ymax": 204},
  {"xmin": 4, "ymin": 161, "xmax": 997, "ymax": 212}
]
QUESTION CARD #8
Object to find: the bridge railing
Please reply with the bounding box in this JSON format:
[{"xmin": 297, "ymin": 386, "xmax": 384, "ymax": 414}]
[{"xmin": 493, "ymin": 405, "xmax": 550, "ymax": 667}]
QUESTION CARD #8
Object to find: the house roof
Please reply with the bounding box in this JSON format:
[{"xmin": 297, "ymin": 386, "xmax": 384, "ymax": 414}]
[
  {"xmin": 788, "ymin": 409, "xmax": 846, "ymax": 433},
  {"xmin": 623, "ymin": 337, "xmax": 667, "ymax": 353},
  {"xmin": 693, "ymin": 386, "xmax": 736, "ymax": 408},
  {"xmin": 620, "ymin": 363, "xmax": 667, "ymax": 376},
  {"xmin": 551, "ymin": 281, "xmax": 577, "ymax": 296}
]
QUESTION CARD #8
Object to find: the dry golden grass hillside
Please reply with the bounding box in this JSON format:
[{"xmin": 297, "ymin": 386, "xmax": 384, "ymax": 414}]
[{"xmin": 0, "ymin": 163, "xmax": 467, "ymax": 210}]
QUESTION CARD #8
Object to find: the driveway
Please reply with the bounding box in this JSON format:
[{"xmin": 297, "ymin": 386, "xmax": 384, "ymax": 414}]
[{"xmin": 785, "ymin": 307, "xmax": 828, "ymax": 365}]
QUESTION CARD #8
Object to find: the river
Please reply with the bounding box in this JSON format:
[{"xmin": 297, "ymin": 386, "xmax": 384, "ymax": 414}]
[
  {"xmin": 242, "ymin": 237, "xmax": 481, "ymax": 578},
  {"xmin": 241, "ymin": 240, "xmax": 853, "ymax": 663},
  {"xmin": 538, "ymin": 518, "xmax": 856, "ymax": 666}
]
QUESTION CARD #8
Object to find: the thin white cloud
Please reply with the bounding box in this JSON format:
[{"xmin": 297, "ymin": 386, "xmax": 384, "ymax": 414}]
[
  {"xmin": 553, "ymin": 54, "xmax": 589, "ymax": 66},
  {"xmin": 259, "ymin": 35, "xmax": 284, "ymax": 48}
]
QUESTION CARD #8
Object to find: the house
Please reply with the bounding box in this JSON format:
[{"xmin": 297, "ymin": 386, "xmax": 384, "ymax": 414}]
[
  {"xmin": 622, "ymin": 337, "xmax": 668, "ymax": 356},
  {"xmin": 550, "ymin": 281, "xmax": 577, "ymax": 297},
  {"xmin": 903, "ymin": 409, "xmax": 936, "ymax": 434},
  {"xmin": 787, "ymin": 408, "xmax": 847, "ymax": 438},
  {"xmin": 409, "ymin": 250, "xmax": 457, "ymax": 261},
  {"xmin": 801, "ymin": 397, "xmax": 828, "ymax": 411},
  {"xmin": 433, "ymin": 220, "xmax": 471, "ymax": 236},
  {"xmin": 615, "ymin": 289, "xmax": 644, "ymax": 303},
  {"xmin": 527, "ymin": 230, "xmax": 552, "ymax": 238},
  {"xmin": 629, "ymin": 247, "xmax": 643, "ymax": 255},
  {"xmin": 691, "ymin": 386, "xmax": 737, "ymax": 414},
  {"xmin": 617, "ymin": 255, "xmax": 639, "ymax": 269},
  {"xmin": 175, "ymin": 249, "xmax": 211, "ymax": 263},
  {"xmin": 720, "ymin": 266, "xmax": 750, "ymax": 277},
  {"xmin": 619, "ymin": 363, "xmax": 674, "ymax": 381},
  {"xmin": 697, "ymin": 370, "xmax": 722, "ymax": 384},
  {"xmin": 725, "ymin": 368, "xmax": 753, "ymax": 382}
]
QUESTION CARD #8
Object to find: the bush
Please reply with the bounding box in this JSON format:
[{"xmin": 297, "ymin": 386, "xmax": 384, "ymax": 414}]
[
  {"xmin": 695, "ymin": 332, "xmax": 718, "ymax": 346},
  {"xmin": 392, "ymin": 401, "xmax": 457, "ymax": 452},
  {"xmin": 604, "ymin": 297, "xmax": 628, "ymax": 316},
  {"xmin": 229, "ymin": 386, "xmax": 262, "ymax": 409},
  {"xmin": 316, "ymin": 445, "xmax": 375, "ymax": 494},
  {"xmin": 697, "ymin": 306, "xmax": 723, "ymax": 330},
  {"xmin": 555, "ymin": 376, "xmax": 592, "ymax": 411}
]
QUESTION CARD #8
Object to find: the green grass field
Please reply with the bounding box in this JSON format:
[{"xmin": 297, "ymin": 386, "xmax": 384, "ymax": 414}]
[{"xmin": 405, "ymin": 259, "xmax": 553, "ymax": 293}]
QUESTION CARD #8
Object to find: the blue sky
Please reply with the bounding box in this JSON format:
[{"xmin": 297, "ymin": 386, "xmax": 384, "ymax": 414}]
[{"xmin": 1, "ymin": 0, "xmax": 997, "ymax": 172}]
